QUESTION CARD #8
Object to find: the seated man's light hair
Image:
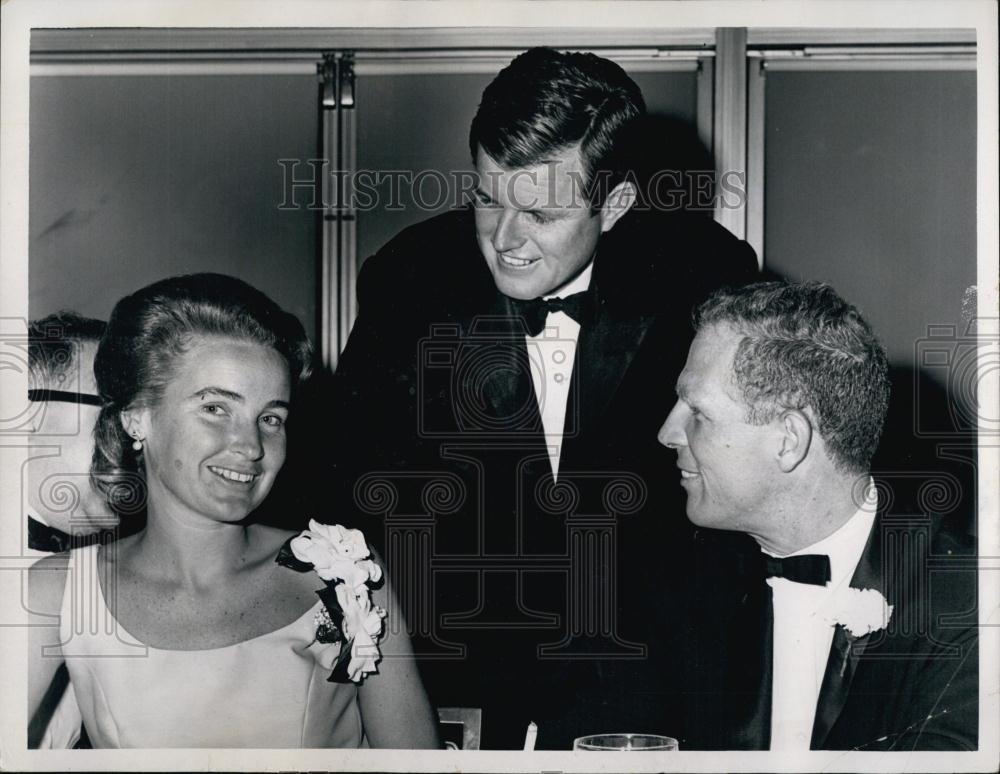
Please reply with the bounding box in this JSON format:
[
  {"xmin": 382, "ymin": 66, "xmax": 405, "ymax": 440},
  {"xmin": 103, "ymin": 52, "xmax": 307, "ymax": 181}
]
[{"xmin": 693, "ymin": 281, "xmax": 890, "ymax": 475}]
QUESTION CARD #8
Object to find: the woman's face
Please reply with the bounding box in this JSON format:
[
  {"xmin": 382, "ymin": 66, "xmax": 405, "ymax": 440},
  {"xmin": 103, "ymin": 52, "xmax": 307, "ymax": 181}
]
[{"xmin": 129, "ymin": 336, "xmax": 291, "ymax": 525}]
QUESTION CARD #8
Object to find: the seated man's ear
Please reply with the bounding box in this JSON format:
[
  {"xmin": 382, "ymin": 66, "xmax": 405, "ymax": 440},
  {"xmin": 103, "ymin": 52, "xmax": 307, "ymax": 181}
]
[
  {"xmin": 599, "ymin": 181, "xmax": 637, "ymax": 233},
  {"xmin": 777, "ymin": 409, "xmax": 813, "ymax": 473}
]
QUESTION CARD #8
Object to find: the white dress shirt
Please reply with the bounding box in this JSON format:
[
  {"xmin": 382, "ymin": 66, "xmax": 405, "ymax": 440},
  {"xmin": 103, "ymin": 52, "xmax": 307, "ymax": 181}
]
[
  {"xmin": 525, "ymin": 263, "xmax": 594, "ymax": 479},
  {"xmin": 766, "ymin": 485, "xmax": 877, "ymax": 750}
]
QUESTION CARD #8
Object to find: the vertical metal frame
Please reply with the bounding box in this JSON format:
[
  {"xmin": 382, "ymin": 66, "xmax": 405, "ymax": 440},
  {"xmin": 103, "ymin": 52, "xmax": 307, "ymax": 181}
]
[
  {"xmin": 745, "ymin": 57, "xmax": 766, "ymax": 269},
  {"xmin": 319, "ymin": 55, "xmax": 338, "ymax": 370},
  {"xmin": 695, "ymin": 56, "xmax": 714, "ymax": 154},
  {"xmin": 338, "ymin": 55, "xmax": 358, "ymax": 360},
  {"xmin": 712, "ymin": 28, "xmax": 748, "ymax": 241},
  {"xmin": 319, "ymin": 53, "xmax": 357, "ymax": 372}
]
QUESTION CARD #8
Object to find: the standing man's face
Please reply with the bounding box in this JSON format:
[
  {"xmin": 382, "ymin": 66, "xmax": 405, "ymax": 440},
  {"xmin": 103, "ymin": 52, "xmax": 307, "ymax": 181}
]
[{"xmin": 473, "ymin": 144, "xmax": 632, "ymax": 300}]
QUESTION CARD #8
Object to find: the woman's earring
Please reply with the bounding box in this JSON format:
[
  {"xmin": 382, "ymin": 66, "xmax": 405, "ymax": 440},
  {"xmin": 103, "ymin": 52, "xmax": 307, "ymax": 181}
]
[{"xmin": 132, "ymin": 437, "xmax": 143, "ymax": 452}]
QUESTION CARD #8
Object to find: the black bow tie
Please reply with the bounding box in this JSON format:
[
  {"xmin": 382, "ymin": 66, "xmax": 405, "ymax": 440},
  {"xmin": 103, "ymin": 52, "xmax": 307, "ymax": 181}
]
[
  {"xmin": 508, "ymin": 290, "xmax": 597, "ymax": 336},
  {"xmin": 763, "ymin": 553, "xmax": 831, "ymax": 586}
]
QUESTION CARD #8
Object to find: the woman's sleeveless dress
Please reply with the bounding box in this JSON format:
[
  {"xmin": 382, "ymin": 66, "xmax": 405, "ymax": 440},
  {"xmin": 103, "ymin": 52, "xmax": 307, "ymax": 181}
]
[{"xmin": 59, "ymin": 544, "xmax": 364, "ymax": 748}]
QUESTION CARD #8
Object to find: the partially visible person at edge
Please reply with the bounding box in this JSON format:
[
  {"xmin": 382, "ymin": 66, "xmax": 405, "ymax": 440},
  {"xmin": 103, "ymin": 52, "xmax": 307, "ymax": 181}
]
[
  {"xmin": 26, "ymin": 312, "xmax": 118, "ymax": 555},
  {"xmin": 28, "ymin": 274, "xmax": 441, "ymax": 749},
  {"xmin": 328, "ymin": 47, "xmax": 759, "ymax": 748},
  {"xmin": 658, "ymin": 281, "xmax": 977, "ymax": 751},
  {"xmin": 25, "ymin": 312, "xmax": 121, "ymax": 749}
]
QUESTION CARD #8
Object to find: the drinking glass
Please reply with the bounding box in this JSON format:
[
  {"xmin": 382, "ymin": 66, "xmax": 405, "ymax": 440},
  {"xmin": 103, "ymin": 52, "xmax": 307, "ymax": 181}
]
[{"xmin": 573, "ymin": 733, "xmax": 678, "ymax": 751}]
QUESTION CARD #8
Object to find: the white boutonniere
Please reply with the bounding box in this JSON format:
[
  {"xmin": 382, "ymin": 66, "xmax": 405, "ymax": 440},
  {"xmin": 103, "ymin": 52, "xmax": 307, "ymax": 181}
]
[
  {"xmin": 825, "ymin": 587, "xmax": 894, "ymax": 638},
  {"xmin": 277, "ymin": 520, "xmax": 387, "ymax": 683}
]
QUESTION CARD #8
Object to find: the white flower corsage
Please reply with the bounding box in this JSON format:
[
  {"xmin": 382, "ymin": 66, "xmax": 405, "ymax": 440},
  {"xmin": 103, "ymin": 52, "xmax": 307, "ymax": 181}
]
[
  {"xmin": 824, "ymin": 586, "xmax": 894, "ymax": 638},
  {"xmin": 276, "ymin": 520, "xmax": 387, "ymax": 683}
]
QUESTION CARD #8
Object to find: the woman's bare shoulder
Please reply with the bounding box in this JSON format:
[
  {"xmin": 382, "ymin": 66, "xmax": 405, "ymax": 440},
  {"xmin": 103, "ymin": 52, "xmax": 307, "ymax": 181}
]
[
  {"xmin": 27, "ymin": 552, "xmax": 71, "ymax": 617},
  {"xmin": 249, "ymin": 523, "xmax": 320, "ymax": 596},
  {"xmin": 250, "ymin": 523, "xmax": 300, "ymax": 556}
]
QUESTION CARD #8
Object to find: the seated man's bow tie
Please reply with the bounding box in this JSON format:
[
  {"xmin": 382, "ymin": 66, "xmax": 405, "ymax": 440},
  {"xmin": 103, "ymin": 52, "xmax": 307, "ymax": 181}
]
[
  {"xmin": 508, "ymin": 290, "xmax": 597, "ymax": 336},
  {"xmin": 763, "ymin": 554, "xmax": 831, "ymax": 586}
]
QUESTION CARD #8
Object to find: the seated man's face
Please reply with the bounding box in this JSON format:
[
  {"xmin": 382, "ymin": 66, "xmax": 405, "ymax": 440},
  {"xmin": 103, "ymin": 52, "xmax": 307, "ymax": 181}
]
[
  {"xmin": 657, "ymin": 323, "xmax": 779, "ymax": 539},
  {"xmin": 473, "ymin": 144, "xmax": 615, "ymax": 300},
  {"xmin": 26, "ymin": 341, "xmax": 116, "ymax": 535}
]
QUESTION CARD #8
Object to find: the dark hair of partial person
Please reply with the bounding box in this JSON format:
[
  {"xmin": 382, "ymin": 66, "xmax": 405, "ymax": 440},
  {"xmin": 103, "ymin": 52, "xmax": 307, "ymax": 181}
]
[
  {"xmin": 91, "ymin": 273, "xmax": 313, "ymax": 509},
  {"xmin": 693, "ymin": 281, "xmax": 890, "ymax": 475},
  {"xmin": 469, "ymin": 47, "xmax": 646, "ymax": 208},
  {"xmin": 27, "ymin": 311, "xmax": 106, "ymax": 388}
]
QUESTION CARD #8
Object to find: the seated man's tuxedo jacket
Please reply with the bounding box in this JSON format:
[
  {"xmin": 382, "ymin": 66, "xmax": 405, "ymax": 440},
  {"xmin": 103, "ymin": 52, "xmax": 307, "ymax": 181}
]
[
  {"xmin": 679, "ymin": 497, "xmax": 978, "ymax": 752},
  {"xmin": 325, "ymin": 205, "xmax": 758, "ymax": 748}
]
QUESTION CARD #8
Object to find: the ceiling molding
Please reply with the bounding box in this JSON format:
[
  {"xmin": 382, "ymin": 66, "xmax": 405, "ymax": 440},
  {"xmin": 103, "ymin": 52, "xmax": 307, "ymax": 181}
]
[
  {"xmin": 31, "ymin": 27, "xmax": 976, "ymax": 69},
  {"xmin": 30, "ymin": 27, "xmax": 717, "ymax": 58},
  {"xmin": 745, "ymin": 27, "xmax": 976, "ymax": 47}
]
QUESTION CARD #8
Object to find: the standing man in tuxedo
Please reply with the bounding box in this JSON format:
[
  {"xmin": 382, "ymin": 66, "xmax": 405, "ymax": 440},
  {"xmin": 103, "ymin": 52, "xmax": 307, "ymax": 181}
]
[
  {"xmin": 658, "ymin": 281, "xmax": 978, "ymax": 751},
  {"xmin": 330, "ymin": 47, "xmax": 757, "ymax": 748}
]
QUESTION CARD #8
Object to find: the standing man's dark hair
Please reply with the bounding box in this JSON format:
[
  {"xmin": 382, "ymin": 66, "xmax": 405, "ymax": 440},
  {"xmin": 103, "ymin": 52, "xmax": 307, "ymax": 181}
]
[{"xmin": 470, "ymin": 47, "xmax": 645, "ymax": 207}]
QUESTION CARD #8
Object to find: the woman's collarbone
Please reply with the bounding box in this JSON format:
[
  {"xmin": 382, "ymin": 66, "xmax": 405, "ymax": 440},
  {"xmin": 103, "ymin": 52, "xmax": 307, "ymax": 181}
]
[{"xmin": 108, "ymin": 558, "xmax": 315, "ymax": 650}]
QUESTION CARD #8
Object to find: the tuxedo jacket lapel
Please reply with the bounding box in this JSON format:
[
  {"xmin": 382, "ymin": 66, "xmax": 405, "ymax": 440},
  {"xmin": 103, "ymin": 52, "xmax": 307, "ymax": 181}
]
[
  {"xmin": 460, "ymin": 294, "xmax": 543, "ymax": 435},
  {"xmin": 734, "ymin": 580, "xmax": 775, "ymax": 749},
  {"xmin": 810, "ymin": 513, "xmax": 884, "ymax": 748},
  {"xmin": 571, "ymin": 249, "xmax": 657, "ymax": 443},
  {"xmin": 573, "ymin": 301, "xmax": 655, "ymax": 439},
  {"xmin": 811, "ymin": 624, "xmax": 872, "ymax": 748}
]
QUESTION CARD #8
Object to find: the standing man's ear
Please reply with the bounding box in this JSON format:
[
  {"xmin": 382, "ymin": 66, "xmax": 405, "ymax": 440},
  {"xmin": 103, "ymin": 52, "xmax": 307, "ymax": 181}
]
[
  {"xmin": 599, "ymin": 181, "xmax": 637, "ymax": 233},
  {"xmin": 776, "ymin": 409, "xmax": 813, "ymax": 473}
]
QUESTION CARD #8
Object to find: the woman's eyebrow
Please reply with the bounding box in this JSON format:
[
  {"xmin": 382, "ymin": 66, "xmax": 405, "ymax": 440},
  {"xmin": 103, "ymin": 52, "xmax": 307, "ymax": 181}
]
[
  {"xmin": 191, "ymin": 388, "xmax": 289, "ymax": 409},
  {"xmin": 192, "ymin": 386, "xmax": 243, "ymax": 402}
]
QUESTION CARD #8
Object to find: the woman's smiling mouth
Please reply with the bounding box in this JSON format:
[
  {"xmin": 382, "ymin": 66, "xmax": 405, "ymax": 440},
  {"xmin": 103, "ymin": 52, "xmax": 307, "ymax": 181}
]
[{"xmin": 208, "ymin": 465, "xmax": 259, "ymax": 484}]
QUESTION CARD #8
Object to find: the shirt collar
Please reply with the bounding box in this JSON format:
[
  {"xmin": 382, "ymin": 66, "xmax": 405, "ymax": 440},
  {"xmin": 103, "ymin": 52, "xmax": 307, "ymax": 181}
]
[
  {"xmin": 543, "ymin": 261, "xmax": 594, "ymax": 300},
  {"xmin": 784, "ymin": 478, "xmax": 877, "ymax": 592}
]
